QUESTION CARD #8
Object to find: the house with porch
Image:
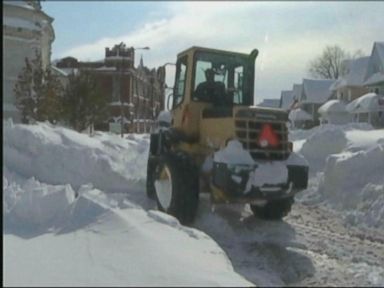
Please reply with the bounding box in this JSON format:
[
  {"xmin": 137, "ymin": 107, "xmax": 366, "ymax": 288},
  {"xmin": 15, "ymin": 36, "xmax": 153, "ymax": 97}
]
[
  {"xmin": 330, "ymin": 56, "xmax": 370, "ymax": 103},
  {"xmin": 296, "ymin": 79, "xmax": 335, "ymax": 128}
]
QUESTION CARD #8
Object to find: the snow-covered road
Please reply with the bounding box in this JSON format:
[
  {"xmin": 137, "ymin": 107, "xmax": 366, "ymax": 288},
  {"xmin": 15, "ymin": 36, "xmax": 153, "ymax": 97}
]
[{"xmin": 189, "ymin": 196, "xmax": 384, "ymax": 287}]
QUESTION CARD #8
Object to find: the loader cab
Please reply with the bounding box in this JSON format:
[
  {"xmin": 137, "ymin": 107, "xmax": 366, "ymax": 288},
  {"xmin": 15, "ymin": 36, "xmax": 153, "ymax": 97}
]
[{"xmin": 171, "ymin": 46, "xmax": 258, "ymax": 137}]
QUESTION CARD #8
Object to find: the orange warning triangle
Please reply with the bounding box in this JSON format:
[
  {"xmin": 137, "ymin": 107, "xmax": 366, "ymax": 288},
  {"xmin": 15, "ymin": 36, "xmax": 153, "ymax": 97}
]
[{"xmin": 258, "ymin": 123, "xmax": 279, "ymax": 147}]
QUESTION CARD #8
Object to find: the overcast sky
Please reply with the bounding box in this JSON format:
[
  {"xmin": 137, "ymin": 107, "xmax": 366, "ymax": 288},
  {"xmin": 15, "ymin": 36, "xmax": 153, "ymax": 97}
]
[{"xmin": 42, "ymin": 1, "xmax": 384, "ymax": 103}]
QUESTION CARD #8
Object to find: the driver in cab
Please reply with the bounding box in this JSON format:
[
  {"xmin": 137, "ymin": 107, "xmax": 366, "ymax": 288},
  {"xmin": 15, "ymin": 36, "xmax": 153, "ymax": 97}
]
[{"xmin": 193, "ymin": 68, "xmax": 228, "ymax": 105}]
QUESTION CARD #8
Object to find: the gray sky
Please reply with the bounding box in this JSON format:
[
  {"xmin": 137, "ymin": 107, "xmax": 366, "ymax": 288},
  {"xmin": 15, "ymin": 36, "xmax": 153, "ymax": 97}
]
[{"xmin": 43, "ymin": 1, "xmax": 384, "ymax": 103}]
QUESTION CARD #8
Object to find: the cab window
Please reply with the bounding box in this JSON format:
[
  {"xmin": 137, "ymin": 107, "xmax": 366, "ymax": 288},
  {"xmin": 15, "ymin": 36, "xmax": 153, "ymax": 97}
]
[{"xmin": 173, "ymin": 56, "xmax": 187, "ymax": 108}]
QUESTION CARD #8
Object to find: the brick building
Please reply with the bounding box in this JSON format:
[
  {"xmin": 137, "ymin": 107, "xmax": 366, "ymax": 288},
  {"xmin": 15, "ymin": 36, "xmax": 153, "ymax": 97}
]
[{"xmin": 56, "ymin": 42, "xmax": 165, "ymax": 133}]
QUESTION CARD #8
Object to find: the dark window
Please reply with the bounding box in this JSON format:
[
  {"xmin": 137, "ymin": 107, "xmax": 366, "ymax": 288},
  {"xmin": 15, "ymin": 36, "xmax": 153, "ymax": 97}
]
[{"xmin": 172, "ymin": 56, "xmax": 188, "ymax": 108}]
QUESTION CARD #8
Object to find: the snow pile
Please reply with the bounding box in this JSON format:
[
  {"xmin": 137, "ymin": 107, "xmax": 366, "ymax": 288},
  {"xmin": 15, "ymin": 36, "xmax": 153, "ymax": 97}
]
[
  {"xmin": 4, "ymin": 175, "xmax": 75, "ymax": 228},
  {"xmin": 3, "ymin": 121, "xmax": 149, "ymax": 193},
  {"xmin": 245, "ymin": 162, "xmax": 288, "ymax": 192},
  {"xmin": 214, "ymin": 140, "xmax": 308, "ymax": 193},
  {"xmin": 214, "ymin": 139, "xmax": 255, "ymax": 165},
  {"xmin": 318, "ymin": 100, "xmax": 347, "ymax": 114},
  {"xmin": 346, "ymin": 92, "xmax": 384, "ymax": 113},
  {"xmin": 289, "ymin": 108, "xmax": 312, "ymax": 121},
  {"xmin": 294, "ymin": 123, "xmax": 384, "ymax": 229},
  {"xmin": 3, "ymin": 121, "xmax": 252, "ymax": 286},
  {"xmin": 289, "ymin": 122, "xmax": 373, "ymax": 142},
  {"xmin": 321, "ymin": 144, "xmax": 384, "ymax": 228},
  {"xmin": 299, "ymin": 126, "xmax": 348, "ymax": 174}
]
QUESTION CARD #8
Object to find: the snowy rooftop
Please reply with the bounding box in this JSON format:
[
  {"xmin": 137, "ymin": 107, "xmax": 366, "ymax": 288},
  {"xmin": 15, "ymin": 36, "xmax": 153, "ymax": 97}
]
[
  {"xmin": 292, "ymin": 84, "xmax": 303, "ymax": 100},
  {"xmin": 331, "ymin": 57, "xmax": 370, "ymax": 90},
  {"xmin": 301, "ymin": 79, "xmax": 334, "ymax": 104},
  {"xmin": 363, "ymin": 42, "xmax": 384, "ymax": 86},
  {"xmin": 51, "ymin": 65, "xmax": 69, "ymax": 76},
  {"xmin": 375, "ymin": 42, "xmax": 384, "ymax": 63},
  {"xmin": 280, "ymin": 90, "xmax": 295, "ymax": 109},
  {"xmin": 318, "ymin": 100, "xmax": 347, "ymax": 115}
]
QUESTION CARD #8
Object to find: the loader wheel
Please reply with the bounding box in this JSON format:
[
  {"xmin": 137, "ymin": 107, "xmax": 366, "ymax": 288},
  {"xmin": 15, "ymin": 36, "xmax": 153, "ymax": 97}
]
[
  {"xmin": 250, "ymin": 197, "xmax": 294, "ymax": 220},
  {"xmin": 146, "ymin": 155, "xmax": 158, "ymax": 199},
  {"xmin": 154, "ymin": 152, "xmax": 199, "ymax": 225}
]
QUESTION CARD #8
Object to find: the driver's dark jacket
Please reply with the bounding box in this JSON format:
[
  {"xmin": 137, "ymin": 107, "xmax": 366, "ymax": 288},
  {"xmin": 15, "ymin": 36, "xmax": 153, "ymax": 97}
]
[{"xmin": 193, "ymin": 81, "xmax": 226, "ymax": 105}]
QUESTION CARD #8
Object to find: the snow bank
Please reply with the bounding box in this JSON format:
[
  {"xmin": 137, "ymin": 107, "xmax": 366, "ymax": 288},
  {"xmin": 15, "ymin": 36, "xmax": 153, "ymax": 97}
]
[
  {"xmin": 321, "ymin": 144, "xmax": 384, "ymax": 228},
  {"xmin": 289, "ymin": 122, "xmax": 373, "ymax": 142},
  {"xmin": 4, "ymin": 185, "xmax": 253, "ymax": 286},
  {"xmin": 299, "ymin": 126, "xmax": 348, "ymax": 174},
  {"xmin": 3, "ymin": 121, "xmax": 149, "ymax": 193},
  {"xmin": 3, "ymin": 121, "xmax": 252, "ymax": 286},
  {"xmin": 293, "ymin": 123, "xmax": 384, "ymax": 229},
  {"xmin": 3, "ymin": 175, "xmax": 75, "ymax": 228}
]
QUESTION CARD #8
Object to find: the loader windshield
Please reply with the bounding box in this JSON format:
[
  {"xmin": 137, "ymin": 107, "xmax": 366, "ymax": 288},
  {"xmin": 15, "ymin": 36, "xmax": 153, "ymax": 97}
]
[{"xmin": 192, "ymin": 50, "xmax": 254, "ymax": 106}]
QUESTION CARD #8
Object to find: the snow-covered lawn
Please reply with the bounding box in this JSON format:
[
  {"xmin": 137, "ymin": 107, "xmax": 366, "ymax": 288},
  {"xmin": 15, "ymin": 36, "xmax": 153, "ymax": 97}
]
[{"xmin": 3, "ymin": 119, "xmax": 384, "ymax": 286}]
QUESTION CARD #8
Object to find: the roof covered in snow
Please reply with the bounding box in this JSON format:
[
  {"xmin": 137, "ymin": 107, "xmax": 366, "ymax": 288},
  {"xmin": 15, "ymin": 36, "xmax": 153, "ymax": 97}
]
[
  {"xmin": 280, "ymin": 90, "xmax": 295, "ymax": 109},
  {"xmin": 331, "ymin": 57, "xmax": 369, "ymax": 90},
  {"xmin": 50, "ymin": 65, "xmax": 69, "ymax": 76},
  {"xmin": 289, "ymin": 108, "xmax": 313, "ymax": 121},
  {"xmin": 301, "ymin": 79, "xmax": 334, "ymax": 104},
  {"xmin": 364, "ymin": 42, "xmax": 384, "ymax": 86},
  {"xmin": 292, "ymin": 84, "xmax": 303, "ymax": 100},
  {"xmin": 346, "ymin": 92, "xmax": 384, "ymax": 113},
  {"xmin": 375, "ymin": 42, "xmax": 384, "ymax": 62},
  {"xmin": 318, "ymin": 100, "xmax": 347, "ymax": 115}
]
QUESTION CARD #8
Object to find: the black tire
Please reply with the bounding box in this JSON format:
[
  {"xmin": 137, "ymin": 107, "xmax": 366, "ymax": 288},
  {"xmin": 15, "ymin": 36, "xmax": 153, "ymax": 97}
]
[
  {"xmin": 250, "ymin": 197, "xmax": 294, "ymax": 220},
  {"xmin": 153, "ymin": 152, "xmax": 199, "ymax": 225},
  {"xmin": 146, "ymin": 155, "xmax": 158, "ymax": 199}
]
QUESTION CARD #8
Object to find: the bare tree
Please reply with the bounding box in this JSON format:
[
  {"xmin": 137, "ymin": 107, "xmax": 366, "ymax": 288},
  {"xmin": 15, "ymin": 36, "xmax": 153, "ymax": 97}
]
[{"xmin": 308, "ymin": 45, "xmax": 348, "ymax": 79}]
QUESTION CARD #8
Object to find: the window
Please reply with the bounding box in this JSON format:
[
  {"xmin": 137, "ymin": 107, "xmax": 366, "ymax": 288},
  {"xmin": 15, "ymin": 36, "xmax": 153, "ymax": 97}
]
[
  {"xmin": 233, "ymin": 66, "xmax": 244, "ymax": 104},
  {"xmin": 172, "ymin": 56, "xmax": 187, "ymax": 108},
  {"xmin": 192, "ymin": 51, "xmax": 253, "ymax": 105}
]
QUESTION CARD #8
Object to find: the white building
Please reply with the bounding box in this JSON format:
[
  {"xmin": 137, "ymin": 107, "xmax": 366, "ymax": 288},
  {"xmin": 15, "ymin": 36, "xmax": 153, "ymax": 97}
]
[{"xmin": 3, "ymin": 0, "xmax": 55, "ymax": 122}]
